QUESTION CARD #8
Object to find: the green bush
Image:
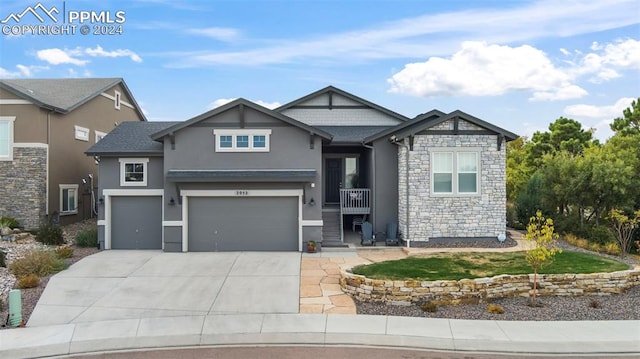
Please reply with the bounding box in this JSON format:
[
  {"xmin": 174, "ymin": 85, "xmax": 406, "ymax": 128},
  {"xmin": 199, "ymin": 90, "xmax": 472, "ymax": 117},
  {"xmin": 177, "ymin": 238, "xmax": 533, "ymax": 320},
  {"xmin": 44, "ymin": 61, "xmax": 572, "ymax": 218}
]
[
  {"xmin": 9, "ymin": 250, "xmax": 68, "ymax": 278},
  {"xmin": 36, "ymin": 223, "xmax": 64, "ymax": 246},
  {"xmin": 17, "ymin": 274, "xmax": 40, "ymax": 289},
  {"xmin": 516, "ymin": 172, "xmax": 544, "ymax": 225},
  {"xmin": 586, "ymin": 225, "xmax": 616, "ymax": 245},
  {"xmin": 54, "ymin": 246, "xmax": 74, "ymax": 259},
  {"xmin": 75, "ymin": 229, "xmax": 97, "ymax": 247},
  {"xmin": 0, "ymin": 216, "xmax": 20, "ymax": 229}
]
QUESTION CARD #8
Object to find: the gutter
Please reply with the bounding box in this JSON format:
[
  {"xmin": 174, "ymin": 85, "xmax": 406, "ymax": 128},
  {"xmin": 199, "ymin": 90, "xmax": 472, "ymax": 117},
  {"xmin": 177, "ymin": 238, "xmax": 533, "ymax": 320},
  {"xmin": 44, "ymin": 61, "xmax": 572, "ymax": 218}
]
[{"xmin": 391, "ymin": 136, "xmax": 410, "ymax": 248}]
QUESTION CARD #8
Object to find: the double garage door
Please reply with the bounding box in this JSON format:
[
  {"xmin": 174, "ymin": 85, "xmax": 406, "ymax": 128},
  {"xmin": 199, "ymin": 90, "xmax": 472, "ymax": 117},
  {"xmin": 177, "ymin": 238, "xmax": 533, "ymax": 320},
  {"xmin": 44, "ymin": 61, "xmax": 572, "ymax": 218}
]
[{"xmin": 188, "ymin": 197, "xmax": 298, "ymax": 251}]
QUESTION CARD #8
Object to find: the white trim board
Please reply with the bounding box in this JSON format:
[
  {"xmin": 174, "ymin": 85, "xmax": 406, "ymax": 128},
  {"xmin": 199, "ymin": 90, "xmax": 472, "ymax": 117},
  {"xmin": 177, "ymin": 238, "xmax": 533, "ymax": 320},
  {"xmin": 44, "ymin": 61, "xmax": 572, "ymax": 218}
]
[
  {"xmin": 301, "ymin": 220, "xmax": 323, "ymax": 226},
  {"xmin": 0, "ymin": 99, "xmax": 32, "ymax": 105}
]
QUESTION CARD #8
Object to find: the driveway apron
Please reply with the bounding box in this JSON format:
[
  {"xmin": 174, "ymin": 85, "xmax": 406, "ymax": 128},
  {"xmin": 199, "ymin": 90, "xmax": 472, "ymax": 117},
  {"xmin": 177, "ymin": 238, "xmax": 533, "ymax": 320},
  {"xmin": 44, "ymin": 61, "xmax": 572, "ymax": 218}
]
[{"xmin": 27, "ymin": 251, "xmax": 301, "ymax": 327}]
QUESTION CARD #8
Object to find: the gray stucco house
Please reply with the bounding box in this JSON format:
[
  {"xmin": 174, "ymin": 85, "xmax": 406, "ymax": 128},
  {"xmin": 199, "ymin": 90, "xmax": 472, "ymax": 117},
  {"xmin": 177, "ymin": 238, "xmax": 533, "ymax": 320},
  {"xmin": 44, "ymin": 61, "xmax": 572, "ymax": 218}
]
[{"xmin": 86, "ymin": 86, "xmax": 517, "ymax": 251}]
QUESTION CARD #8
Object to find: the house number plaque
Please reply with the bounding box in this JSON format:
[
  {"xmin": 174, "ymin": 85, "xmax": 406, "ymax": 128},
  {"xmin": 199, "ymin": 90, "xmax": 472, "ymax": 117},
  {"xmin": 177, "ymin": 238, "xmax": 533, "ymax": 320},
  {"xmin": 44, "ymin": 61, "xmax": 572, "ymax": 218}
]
[{"xmin": 235, "ymin": 190, "xmax": 249, "ymax": 196}]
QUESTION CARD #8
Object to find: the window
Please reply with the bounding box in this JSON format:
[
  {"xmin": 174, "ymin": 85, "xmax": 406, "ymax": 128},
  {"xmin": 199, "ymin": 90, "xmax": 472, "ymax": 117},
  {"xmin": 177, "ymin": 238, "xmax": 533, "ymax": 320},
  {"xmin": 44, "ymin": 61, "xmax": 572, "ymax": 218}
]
[
  {"xmin": 114, "ymin": 91, "xmax": 121, "ymax": 110},
  {"xmin": 457, "ymin": 152, "xmax": 478, "ymax": 193},
  {"xmin": 95, "ymin": 130, "xmax": 107, "ymax": 143},
  {"xmin": 119, "ymin": 158, "xmax": 149, "ymax": 186},
  {"xmin": 431, "ymin": 150, "xmax": 479, "ymax": 195},
  {"xmin": 0, "ymin": 116, "xmax": 15, "ymax": 161},
  {"xmin": 236, "ymin": 135, "xmax": 249, "ymax": 148},
  {"xmin": 213, "ymin": 129, "xmax": 272, "ymax": 152},
  {"xmin": 60, "ymin": 184, "xmax": 78, "ymax": 215},
  {"xmin": 74, "ymin": 125, "xmax": 89, "ymax": 141}
]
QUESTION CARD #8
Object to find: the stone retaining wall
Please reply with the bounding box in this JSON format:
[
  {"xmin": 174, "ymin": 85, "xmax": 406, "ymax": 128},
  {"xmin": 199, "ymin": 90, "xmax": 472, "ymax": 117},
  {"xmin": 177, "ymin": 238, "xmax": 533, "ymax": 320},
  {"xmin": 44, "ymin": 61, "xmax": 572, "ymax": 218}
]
[{"xmin": 341, "ymin": 268, "xmax": 640, "ymax": 305}]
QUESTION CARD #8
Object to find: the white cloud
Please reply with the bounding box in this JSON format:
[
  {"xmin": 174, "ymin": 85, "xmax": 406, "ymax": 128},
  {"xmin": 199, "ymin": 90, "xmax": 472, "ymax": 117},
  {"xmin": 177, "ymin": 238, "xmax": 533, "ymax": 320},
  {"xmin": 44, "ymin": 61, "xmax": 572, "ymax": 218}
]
[
  {"xmin": 36, "ymin": 48, "xmax": 87, "ymax": 65},
  {"xmin": 530, "ymin": 85, "xmax": 588, "ymax": 102},
  {"xmin": 166, "ymin": 0, "xmax": 638, "ymax": 67},
  {"xmin": 85, "ymin": 45, "xmax": 143, "ymax": 63},
  {"xmin": 0, "ymin": 64, "xmax": 49, "ymax": 78},
  {"xmin": 185, "ymin": 27, "xmax": 240, "ymax": 42},
  {"xmin": 576, "ymin": 38, "xmax": 640, "ymax": 82},
  {"xmin": 564, "ymin": 97, "xmax": 635, "ymax": 119},
  {"xmin": 388, "ymin": 41, "xmax": 578, "ymax": 99},
  {"xmin": 209, "ymin": 98, "xmax": 281, "ymax": 110}
]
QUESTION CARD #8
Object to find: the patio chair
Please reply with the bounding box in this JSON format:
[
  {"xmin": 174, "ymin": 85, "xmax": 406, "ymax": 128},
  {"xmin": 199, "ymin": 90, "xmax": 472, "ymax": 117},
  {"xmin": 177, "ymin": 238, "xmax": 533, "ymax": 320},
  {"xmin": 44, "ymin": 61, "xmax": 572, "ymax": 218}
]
[
  {"xmin": 360, "ymin": 221, "xmax": 376, "ymax": 246},
  {"xmin": 352, "ymin": 214, "xmax": 367, "ymax": 232},
  {"xmin": 385, "ymin": 222, "xmax": 399, "ymax": 246}
]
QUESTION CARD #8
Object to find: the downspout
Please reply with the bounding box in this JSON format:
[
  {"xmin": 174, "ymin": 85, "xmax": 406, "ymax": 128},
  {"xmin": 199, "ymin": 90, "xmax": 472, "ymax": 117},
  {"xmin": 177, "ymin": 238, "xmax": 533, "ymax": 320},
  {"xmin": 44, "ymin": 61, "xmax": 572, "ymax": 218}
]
[
  {"xmin": 361, "ymin": 142, "xmax": 375, "ymax": 229},
  {"xmin": 392, "ymin": 137, "xmax": 410, "ymax": 248},
  {"xmin": 45, "ymin": 110, "xmax": 53, "ymax": 217}
]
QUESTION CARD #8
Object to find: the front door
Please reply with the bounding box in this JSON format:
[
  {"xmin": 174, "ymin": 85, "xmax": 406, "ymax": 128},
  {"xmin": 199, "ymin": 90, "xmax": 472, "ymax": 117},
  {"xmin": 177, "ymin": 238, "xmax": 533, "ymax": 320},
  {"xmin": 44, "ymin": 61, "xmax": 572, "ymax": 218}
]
[{"xmin": 325, "ymin": 158, "xmax": 342, "ymax": 203}]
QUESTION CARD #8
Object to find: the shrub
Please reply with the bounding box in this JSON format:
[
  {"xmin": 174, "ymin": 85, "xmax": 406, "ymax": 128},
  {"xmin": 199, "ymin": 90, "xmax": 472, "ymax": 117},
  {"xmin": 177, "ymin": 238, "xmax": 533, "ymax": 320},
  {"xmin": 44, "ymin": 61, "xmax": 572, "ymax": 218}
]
[
  {"xmin": 75, "ymin": 229, "xmax": 98, "ymax": 247},
  {"xmin": 36, "ymin": 223, "xmax": 64, "ymax": 246},
  {"xmin": 589, "ymin": 300, "xmax": 600, "ymax": 309},
  {"xmin": 604, "ymin": 242, "xmax": 621, "ymax": 256},
  {"xmin": 54, "ymin": 246, "xmax": 74, "ymax": 259},
  {"xmin": 420, "ymin": 301, "xmax": 437, "ymax": 313},
  {"xmin": 553, "ymin": 213, "xmax": 583, "ymax": 236},
  {"xmin": 0, "ymin": 216, "xmax": 20, "ymax": 229},
  {"xmin": 9, "ymin": 250, "xmax": 68, "ymax": 278},
  {"xmin": 0, "ymin": 249, "xmax": 5, "ymax": 268},
  {"xmin": 17, "ymin": 274, "xmax": 40, "ymax": 289},
  {"xmin": 587, "ymin": 225, "xmax": 616, "ymax": 245},
  {"xmin": 486, "ymin": 303, "xmax": 505, "ymax": 314}
]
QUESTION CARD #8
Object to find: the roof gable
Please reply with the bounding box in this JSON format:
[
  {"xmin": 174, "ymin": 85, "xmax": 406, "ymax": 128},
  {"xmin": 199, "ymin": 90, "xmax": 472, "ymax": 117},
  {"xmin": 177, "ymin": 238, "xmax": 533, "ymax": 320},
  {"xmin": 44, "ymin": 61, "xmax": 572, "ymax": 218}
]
[
  {"xmin": 390, "ymin": 110, "xmax": 518, "ymax": 141},
  {"xmin": 0, "ymin": 78, "xmax": 146, "ymax": 120},
  {"xmin": 151, "ymin": 98, "xmax": 332, "ymax": 141},
  {"xmin": 276, "ymin": 86, "xmax": 409, "ymax": 126},
  {"xmin": 86, "ymin": 121, "xmax": 177, "ymax": 156},
  {"xmin": 364, "ymin": 109, "xmax": 446, "ymax": 143}
]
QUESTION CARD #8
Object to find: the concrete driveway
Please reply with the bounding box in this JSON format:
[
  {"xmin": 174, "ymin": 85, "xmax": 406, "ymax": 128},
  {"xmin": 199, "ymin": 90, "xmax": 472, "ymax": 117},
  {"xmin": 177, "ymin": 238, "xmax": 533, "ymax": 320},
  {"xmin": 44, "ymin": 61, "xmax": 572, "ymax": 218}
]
[{"xmin": 27, "ymin": 251, "xmax": 301, "ymax": 327}]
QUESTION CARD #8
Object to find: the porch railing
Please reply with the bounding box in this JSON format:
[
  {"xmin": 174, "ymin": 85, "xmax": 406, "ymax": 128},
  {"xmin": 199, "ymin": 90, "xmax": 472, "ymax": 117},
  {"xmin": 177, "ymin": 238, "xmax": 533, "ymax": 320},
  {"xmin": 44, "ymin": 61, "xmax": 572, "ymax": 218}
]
[{"xmin": 339, "ymin": 188, "xmax": 371, "ymax": 215}]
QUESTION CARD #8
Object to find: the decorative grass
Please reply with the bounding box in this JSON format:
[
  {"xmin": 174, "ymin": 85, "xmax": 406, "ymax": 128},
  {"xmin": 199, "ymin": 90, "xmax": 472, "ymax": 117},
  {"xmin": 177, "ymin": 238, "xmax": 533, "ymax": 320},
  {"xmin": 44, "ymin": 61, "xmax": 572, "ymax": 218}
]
[{"xmin": 351, "ymin": 251, "xmax": 629, "ymax": 281}]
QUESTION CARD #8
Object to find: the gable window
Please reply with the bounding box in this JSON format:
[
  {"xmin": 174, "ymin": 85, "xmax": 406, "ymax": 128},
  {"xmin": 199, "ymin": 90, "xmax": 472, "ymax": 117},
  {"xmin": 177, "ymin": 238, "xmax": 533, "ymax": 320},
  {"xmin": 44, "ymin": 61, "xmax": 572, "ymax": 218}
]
[
  {"xmin": 75, "ymin": 125, "xmax": 90, "ymax": 141},
  {"xmin": 60, "ymin": 184, "xmax": 78, "ymax": 215},
  {"xmin": 114, "ymin": 90, "xmax": 121, "ymax": 110},
  {"xmin": 95, "ymin": 130, "xmax": 107, "ymax": 143},
  {"xmin": 0, "ymin": 116, "xmax": 15, "ymax": 161},
  {"xmin": 431, "ymin": 149, "xmax": 480, "ymax": 195},
  {"xmin": 213, "ymin": 129, "xmax": 272, "ymax": 152},
  {"xmin": 119, "ymin": 158, "xmax": 149, "ymax": 186}
]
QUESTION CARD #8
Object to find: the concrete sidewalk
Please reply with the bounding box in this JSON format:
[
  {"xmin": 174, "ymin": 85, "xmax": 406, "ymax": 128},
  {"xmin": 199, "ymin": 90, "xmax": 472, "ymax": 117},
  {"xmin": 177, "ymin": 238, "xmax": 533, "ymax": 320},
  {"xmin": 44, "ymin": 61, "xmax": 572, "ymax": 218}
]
[{"xmin": 1, "ymin": 314, "xmax": 639, "ymax": 358}]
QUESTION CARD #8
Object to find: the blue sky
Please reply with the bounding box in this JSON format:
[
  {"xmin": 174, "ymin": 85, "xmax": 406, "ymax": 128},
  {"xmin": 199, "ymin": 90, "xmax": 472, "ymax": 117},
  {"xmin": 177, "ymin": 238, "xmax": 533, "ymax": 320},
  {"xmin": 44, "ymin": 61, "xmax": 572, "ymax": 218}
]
[{"xmin": 1, "ymin": 0, "xmax": 638, "ymax": 141}]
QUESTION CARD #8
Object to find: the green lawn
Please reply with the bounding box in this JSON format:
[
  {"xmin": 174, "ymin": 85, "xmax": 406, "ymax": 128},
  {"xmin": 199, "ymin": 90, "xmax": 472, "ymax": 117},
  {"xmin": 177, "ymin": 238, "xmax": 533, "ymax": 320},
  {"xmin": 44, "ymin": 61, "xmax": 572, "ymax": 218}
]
[{"xmin": 351, "ymin": 251, "xmax": 629, "ymax": 281}]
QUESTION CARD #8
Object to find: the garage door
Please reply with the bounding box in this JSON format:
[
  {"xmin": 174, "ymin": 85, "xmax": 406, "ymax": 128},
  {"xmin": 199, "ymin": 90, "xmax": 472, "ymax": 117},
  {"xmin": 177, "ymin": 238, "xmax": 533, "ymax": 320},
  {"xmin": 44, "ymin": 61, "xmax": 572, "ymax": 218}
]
[
  {"xmin": 188, "ymin": 197, "xmax": 298, "ymax": 251},
  {"xmin": 111, "ymin": 196, "xmax": 162, "ymax": 249}
]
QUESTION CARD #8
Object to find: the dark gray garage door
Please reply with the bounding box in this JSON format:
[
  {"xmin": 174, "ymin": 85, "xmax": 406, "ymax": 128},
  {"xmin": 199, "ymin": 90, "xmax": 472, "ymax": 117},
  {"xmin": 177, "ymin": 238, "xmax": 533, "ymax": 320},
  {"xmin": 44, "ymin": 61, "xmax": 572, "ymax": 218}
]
[
  {"xmin": 111, "ymin": 196, "xmax": 162, "ymax": 249},
  {"xmin": 188, "ymin": 197, "xmax": 298, "ymax": 251}
]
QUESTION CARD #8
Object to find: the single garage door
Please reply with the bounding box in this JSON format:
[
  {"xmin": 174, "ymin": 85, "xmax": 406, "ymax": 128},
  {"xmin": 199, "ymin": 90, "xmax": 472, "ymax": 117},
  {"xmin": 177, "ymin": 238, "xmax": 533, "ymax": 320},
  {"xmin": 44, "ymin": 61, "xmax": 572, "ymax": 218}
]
[
  {"xmin": 188, "ymin": 197, "xmax": 298, "ymax": 251},
  {"xmin": 111, "ymin": 196, "xmax": 162, "ymax": 249}
]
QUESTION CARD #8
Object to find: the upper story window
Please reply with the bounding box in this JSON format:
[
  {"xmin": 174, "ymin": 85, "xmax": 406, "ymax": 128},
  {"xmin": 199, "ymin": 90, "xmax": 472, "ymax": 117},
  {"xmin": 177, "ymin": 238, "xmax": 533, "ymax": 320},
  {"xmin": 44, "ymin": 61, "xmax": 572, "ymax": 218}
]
[
  {"xmin": 119, "ymin": 158, "xmax": 149, "ymax": 186},
  {"xmin": 431, "ymin": 149, "xmax": 479, "ymax": 195},
  {"xmin": 0, "ymin": 116, "xmax": 15, "ymax": 161},
  {"xmin": 74, "ymin": 125, "xmax": 90, "ymax": 142},
  {"xmin": 114, "ymin": 90, "xmax": 121, "ymax": 110},
  {"xmin": 59, "ymin": 184, "xmax": 78, "ymax": 215},
  {"xmin": 213, "ymin": 129, "xmax": 272, "ymax": 152}
]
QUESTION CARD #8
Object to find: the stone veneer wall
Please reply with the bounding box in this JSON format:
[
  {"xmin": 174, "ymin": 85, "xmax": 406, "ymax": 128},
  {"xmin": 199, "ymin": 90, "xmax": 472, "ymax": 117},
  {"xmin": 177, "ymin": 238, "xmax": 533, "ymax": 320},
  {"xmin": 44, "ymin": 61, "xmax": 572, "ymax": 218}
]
[
  {"xmin": 0, "ymin": 146, "xmax": 47, "ymax": 229},
  {"xmin": 341, "ymin": 269, "xmax": 640, "ymax": 305},
  {"xmin": 397, "ymin": 121, "xmax": 506, "ymax": 242}
]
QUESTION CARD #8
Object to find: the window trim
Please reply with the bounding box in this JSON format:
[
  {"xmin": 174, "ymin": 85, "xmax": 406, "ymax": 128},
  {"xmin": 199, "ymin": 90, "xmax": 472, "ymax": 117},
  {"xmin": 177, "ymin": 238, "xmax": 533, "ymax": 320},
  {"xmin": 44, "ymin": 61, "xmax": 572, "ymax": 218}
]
[
  {"xmin": 59, "ymin": 184, "xmax": 79, "ymax": 215},
  {"xmin": 213, "ymin": 129, "xmax": 272, "ymax": 152},
  {"xmin": 0, "ymin": 116, "xmax": 15, "ymax": 161},
  {"xmin": 114, "ymin": 90, "xmax": 121, "ymax": 110},
  {"xmin": 119, "ymin": 158, "xmax": 149, "ymax": 187},
  {"xmin": 430, "ymin": 148, "xmax": 481, "ymax": 196},
  {"xmin": 74, "ymin": 125, "xmax": 90, "ymax": 142},
  {"xmin": 95, "ymin": 130, "xmax": 107, "ymax": 143}
]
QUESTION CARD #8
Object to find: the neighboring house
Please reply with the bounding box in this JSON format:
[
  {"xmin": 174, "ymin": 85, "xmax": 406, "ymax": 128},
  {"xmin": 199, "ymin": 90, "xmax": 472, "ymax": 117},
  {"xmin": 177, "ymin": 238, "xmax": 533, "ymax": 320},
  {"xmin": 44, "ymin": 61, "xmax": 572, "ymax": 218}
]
[
  {"xmin": 0, "ymin": 78, "xmax": 146, "ymax": 228},
  {"xmin": 86, "ymin": 86, "xmax": 517, "ymax": 251}
]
